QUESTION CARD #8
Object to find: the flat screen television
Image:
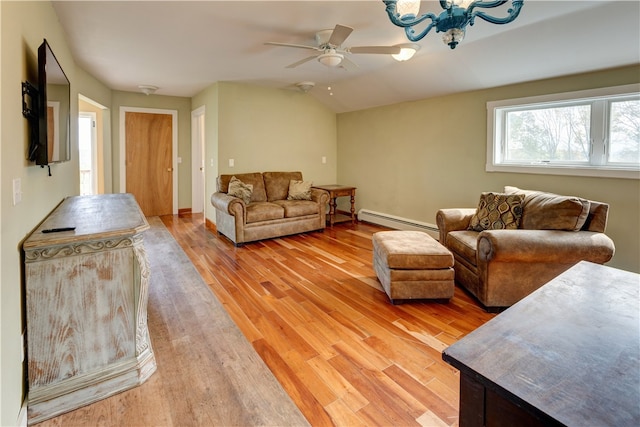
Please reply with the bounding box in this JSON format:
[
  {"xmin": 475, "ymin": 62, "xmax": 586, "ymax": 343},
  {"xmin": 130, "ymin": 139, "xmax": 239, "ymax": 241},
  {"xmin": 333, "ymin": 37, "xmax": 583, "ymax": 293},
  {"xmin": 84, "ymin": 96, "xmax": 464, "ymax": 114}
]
[{"xmin": 22, "ymin": 39, "xmax": 71, "ymax": 167}]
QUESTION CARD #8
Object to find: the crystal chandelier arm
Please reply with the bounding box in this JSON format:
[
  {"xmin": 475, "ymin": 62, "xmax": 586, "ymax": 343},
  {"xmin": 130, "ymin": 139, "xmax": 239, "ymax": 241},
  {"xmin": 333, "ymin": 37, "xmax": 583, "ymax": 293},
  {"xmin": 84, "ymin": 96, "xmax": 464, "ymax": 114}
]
[
  {"xmin": 383, "ymin": 0, "xmax": 439, "ymax": 42},
  {"xmin": 383, "ymin": 0, "xmax": 438, "ymax": 28},
  {"xmin": 404, "ymin": 21, "xmax": 439, "ymax": 42},
  {"xmin": 467, "ymin": 0, "xmax": 524, "ymax": 26}
]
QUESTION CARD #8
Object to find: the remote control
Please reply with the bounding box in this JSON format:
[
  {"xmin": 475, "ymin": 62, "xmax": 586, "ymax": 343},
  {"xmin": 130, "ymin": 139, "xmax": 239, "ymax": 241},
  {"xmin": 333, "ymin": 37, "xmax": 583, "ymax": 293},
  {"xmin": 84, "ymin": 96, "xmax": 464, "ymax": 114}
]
[{"xmin": 42, "ymin": 227, "xmax": 76, "ymax": 233}]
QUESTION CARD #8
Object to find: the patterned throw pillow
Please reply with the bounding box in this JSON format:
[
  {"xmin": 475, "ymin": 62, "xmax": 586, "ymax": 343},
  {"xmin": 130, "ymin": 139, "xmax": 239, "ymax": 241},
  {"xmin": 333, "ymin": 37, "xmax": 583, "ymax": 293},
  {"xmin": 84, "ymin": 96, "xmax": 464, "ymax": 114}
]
[
  {"xmin": 468, "ymin": 192, "xmax": 525, "ymax": 231},
  {"xmin": 287, "ymin": 180, "xmax": 312, "ymax": 200},
  {"xmin": 228, "ymin": 176, "xmax": 253, "ymax": 204}
]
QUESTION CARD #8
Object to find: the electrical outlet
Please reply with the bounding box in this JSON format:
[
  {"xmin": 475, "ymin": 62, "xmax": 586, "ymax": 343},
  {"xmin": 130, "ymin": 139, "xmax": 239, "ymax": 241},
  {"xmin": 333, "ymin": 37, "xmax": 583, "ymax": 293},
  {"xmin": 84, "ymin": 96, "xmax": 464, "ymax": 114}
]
[{"xmin": 322, "ymin": 156, "xmax": 327, "ymax": 164}]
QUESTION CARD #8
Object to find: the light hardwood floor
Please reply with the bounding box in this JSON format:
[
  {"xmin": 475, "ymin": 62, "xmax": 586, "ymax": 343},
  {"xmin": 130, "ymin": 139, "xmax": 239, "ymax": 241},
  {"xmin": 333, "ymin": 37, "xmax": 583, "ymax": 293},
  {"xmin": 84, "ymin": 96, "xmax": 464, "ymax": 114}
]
[
  {"xmin": 35, "ymin": 214, "xmax": 495, "ymax": 426},
  {"xmin": 163, "ymin": 214, "xmax": 495, "ymax": 426}
]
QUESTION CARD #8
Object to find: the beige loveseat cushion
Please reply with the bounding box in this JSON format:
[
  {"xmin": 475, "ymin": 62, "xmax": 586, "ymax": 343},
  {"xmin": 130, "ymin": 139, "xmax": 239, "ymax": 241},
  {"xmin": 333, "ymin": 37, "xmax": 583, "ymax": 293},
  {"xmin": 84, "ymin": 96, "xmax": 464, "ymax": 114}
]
[
  {"xmin": 505, "ymin": 186, "xmax": 590, "ymax": 231},
  {"xmin": 263, "ymin": 171, "xmax": 303, "ymax": 201},
  {"xmin": 218, "ymin": 172, "xmax": 267, "ymax": 202}
]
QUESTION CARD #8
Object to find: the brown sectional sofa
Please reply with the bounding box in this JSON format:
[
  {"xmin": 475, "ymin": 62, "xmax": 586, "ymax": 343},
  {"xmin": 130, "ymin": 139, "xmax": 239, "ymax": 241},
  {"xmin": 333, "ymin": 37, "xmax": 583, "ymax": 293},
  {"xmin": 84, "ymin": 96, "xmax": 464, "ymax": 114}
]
[
  {"xmin": 211, "ymin": 171, "xmax": 329, "ymax": 245},
  {"xmin": 437, "ymin": 186, "xmax": 615, "ymax": 311}
]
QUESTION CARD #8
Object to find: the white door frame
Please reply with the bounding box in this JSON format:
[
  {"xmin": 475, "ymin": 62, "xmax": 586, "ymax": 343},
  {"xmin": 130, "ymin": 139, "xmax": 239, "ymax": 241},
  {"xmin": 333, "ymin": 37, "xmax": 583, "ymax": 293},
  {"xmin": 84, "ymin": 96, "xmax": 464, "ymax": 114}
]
[
  {"xmin": 119, "ymin": 106, "xmax": 178, "ymax": 215},
  {"xmin": 191, "ymin": 106, "xmax": 205, "ymax": 214}
]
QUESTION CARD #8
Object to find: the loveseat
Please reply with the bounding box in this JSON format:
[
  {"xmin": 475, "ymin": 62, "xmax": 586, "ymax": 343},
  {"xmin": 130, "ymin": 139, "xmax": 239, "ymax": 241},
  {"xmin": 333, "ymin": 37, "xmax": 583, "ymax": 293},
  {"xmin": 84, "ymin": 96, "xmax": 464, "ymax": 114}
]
[
  {"xmin": 211, "ymin": 171, "xmax": 329, "ymax": 245},
  {"xmin": 436, "ymin": 186, "xmax": 615, "ymax": 311}
]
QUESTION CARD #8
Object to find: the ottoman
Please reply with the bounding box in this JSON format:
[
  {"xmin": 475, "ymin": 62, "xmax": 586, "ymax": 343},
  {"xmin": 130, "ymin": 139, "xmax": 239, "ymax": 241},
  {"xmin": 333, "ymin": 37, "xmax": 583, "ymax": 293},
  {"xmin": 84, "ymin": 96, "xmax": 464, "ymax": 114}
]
[{"xmin": 372, "ymin": 230, "xmax": 455, "ymax": 304}]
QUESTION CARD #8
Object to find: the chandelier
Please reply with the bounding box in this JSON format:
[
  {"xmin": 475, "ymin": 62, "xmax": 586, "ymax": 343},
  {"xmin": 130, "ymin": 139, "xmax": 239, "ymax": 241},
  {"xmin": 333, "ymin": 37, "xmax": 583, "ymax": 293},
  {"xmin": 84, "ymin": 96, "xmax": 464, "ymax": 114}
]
[{"xmin": 383, "ymin": 0, "xmax": 524, "ymax": 49}]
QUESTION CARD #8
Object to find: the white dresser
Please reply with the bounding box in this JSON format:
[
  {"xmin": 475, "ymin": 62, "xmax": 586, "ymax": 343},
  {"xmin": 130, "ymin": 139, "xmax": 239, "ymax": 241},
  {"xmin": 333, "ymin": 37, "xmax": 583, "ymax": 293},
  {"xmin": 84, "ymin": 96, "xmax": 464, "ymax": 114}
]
[{"xmin": 23, "ymin": 194, "xmax": 156, "ymax": 423}]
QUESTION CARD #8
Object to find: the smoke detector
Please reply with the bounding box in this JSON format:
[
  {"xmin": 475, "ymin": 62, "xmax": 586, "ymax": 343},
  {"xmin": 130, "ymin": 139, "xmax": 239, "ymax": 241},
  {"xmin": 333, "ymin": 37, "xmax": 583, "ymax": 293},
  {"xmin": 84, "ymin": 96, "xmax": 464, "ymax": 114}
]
[
  {"xmin": 296, "ymin": 81, "xmax": 315, "ymax": 93},
  {"xmin": 138, "ymin": 85, "xmax": 158, "ymax": 95}
]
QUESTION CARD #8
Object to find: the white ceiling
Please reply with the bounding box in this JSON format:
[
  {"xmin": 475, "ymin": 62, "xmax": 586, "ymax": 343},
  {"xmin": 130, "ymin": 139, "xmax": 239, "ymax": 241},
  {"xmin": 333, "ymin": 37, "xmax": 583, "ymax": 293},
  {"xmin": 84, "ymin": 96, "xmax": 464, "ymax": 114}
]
[{"xmin": 53, "ymin": 1, "xmax": 640, "ymax": 113}]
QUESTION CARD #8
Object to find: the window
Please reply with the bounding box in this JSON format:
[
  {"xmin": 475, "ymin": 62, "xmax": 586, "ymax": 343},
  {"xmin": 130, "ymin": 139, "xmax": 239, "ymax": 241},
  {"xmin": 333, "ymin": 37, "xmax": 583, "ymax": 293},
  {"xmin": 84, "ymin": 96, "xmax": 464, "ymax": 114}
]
[{"xmin": 487, "ymin": 84, "xmax": 640, "ymax": 179}]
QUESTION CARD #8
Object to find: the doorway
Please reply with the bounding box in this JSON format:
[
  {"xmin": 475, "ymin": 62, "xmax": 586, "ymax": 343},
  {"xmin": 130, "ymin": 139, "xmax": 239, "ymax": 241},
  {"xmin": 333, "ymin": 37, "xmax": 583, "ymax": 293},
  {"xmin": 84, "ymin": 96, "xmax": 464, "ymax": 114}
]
[
  {"xmin": 119, "ymin": 107, "xmax": 178, "ymax": 216},
  {"xmin": 191, "ymin": 106, "xmax": 205, "ymax": 214},
  {"xmin": 79, "ymin": 94, "xmax": 107, "ymax": 194},
  {"xmin": 78, "ymin": 112, "xmax": 97, "ymax": 195}
]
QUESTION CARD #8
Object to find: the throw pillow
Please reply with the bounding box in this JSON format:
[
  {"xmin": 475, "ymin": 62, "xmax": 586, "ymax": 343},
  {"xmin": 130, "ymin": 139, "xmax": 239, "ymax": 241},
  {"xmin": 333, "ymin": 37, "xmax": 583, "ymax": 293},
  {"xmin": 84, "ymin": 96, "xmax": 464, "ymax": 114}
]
[
  {"xmin": 287, "ymin": 180, "xmax": 313, "ymax": 201},
  {"xmin": 227, "ymin": 176, "xmax": 253, "ymax": 204},
  {"xmin": 468, "ymin": 192, "xmax": 525, "ymax": 231}
]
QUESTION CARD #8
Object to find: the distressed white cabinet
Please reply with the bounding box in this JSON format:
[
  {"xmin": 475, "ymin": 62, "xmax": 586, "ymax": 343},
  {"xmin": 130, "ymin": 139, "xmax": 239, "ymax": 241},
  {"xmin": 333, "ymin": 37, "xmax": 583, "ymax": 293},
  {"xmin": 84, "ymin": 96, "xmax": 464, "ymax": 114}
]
[{"xmin": 23, "ymin": 194, "xmax": 156, "ymax": 424}]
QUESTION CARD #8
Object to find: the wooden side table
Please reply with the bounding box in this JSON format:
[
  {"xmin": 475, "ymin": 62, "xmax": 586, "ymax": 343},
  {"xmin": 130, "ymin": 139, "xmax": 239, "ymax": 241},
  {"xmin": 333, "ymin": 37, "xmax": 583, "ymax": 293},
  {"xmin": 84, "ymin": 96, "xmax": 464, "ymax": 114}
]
[{"xmin": 312, "ymin": 185, "xmax": 357, "ymax": 226}]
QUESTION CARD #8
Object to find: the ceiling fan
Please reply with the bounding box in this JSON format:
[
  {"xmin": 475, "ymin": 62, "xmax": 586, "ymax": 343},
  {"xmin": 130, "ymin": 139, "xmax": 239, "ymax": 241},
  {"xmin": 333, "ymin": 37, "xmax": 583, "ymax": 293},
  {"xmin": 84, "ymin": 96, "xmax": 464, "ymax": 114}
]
[{"xmin": 265, "ymin": 24, "xmax": 401, "ymax": 70}]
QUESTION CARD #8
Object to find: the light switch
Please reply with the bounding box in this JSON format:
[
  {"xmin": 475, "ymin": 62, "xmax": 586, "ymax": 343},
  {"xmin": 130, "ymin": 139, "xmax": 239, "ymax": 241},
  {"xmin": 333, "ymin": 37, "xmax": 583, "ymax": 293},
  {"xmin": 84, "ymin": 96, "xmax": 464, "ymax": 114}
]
[
  {"xmin": 13, "ymin": 178, "xmax": 22, "ymax": 205},
  {"xmin": 229, "ymin": 159, "xmax": 235, "ymax": 167},
  {"xmin": 322, "ymin": 156, "xmax": 327, "ymax": 164}
]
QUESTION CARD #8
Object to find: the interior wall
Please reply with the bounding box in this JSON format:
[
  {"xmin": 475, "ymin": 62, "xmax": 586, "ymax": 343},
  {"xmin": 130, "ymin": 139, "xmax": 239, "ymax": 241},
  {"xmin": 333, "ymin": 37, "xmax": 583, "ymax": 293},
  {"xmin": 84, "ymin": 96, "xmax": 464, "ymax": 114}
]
[
  {"xmin": 1, "ymin": 1, "xmax": 79, "ymax": 424},
  {"xmin": 217, "ymin": 82, "xmax": 337, "ymax": 179},
  {"xmin": 75, "ymin": 67, "xmax": 113, "ymax": 194},
  {"xmin": 197, "ymin": 82, "xmax": 338, "ymax": 224},
  {"xmin": 337, "ymin": 65, "xmax": 640, "ymax": 273},
  {"xmin": 192, "ymin": 83, "xmax": 219, "ymax": 222},
  {"xmin": 110, "ymin": 91, "xmax": 192, "ymax": 209}
]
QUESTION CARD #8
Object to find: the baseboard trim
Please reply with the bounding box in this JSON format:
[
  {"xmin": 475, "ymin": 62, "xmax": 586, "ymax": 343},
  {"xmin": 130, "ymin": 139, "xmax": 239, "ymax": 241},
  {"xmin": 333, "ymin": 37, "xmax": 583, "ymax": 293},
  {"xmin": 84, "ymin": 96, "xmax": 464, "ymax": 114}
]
[
  {"xmin": 205, "ymin": 217, "xmax": 217, "ymax": 233},
  {"xmin": 178, "ymin": 208, "xmax": 192, "ymax": 217},
  {"xmin": 17, "ymin": 401, "xmax": 27, "ymax": 427}
]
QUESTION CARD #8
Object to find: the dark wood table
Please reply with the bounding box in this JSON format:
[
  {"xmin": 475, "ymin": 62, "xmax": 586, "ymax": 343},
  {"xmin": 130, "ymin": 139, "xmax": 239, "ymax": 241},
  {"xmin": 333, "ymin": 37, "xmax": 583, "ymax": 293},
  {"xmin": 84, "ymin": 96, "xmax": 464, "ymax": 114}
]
[
  {"xmin": 312, "ymin": 185, "xmax": 356, "ymax": 226},
  {"xmin": 443, "ymin": 261, "xmax": 640, "ymax": 427}
]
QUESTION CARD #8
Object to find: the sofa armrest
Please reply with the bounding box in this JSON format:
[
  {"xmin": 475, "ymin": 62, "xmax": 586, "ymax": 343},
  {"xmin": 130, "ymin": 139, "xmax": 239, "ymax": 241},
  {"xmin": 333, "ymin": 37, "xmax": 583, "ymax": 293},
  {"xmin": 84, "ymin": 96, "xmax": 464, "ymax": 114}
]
[
  {"xmin": 477, "ymin": 230, "xmax": 615, "ymax": 264},
  {"xmin": 311, "ymin": 188, "xmax": 330, "ymax": 205},
  {"xmin": 211, "ymin": 192, "xmax": 245, "ymax": 216},
  {"xmin": 436, "ymin": 208, "xmax": 476, "ymax": 243}
]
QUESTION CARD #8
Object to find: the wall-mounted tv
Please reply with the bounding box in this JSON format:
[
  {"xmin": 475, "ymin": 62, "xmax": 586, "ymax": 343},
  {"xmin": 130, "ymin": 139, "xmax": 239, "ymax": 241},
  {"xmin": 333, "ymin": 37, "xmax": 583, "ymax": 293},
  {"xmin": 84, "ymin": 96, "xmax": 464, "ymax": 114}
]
[{"xmin": 22, "ymin": 39, "xmax": 71, "ymax": 168}]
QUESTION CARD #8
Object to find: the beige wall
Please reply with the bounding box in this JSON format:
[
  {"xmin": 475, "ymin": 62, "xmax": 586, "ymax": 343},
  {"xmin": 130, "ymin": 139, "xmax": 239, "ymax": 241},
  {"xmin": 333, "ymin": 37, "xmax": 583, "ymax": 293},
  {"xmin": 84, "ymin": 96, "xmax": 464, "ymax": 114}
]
[
  {"xmin": 0, "ymin": 1, "xmax": 106, "ymax": 424},
  {"xmin": 193, "ymin": 82, "xmax": 338, "ymax": 223},
  {"xmin": 110, "ymin": 91, "xmax": 192, "ymax": 209},
  {"xmin": 77, "ymin": 67, "xmax": 114, "ymax": 194},
  {"xmin": 337, "ymin": 65, "xmax": 640, "ymax": 273}
]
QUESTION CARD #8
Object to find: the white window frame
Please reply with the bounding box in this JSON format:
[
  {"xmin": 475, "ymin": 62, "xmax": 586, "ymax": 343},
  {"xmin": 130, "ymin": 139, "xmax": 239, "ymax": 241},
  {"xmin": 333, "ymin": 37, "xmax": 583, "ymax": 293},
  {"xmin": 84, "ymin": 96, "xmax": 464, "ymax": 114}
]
[{"xmin": 486, "ymin": 84, "xmax": 640, "ymax": 179}]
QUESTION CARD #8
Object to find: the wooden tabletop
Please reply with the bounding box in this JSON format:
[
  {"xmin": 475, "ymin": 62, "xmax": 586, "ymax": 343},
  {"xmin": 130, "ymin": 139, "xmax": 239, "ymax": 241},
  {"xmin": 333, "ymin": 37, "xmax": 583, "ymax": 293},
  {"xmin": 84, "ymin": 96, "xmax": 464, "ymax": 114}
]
[
  {"xmin": 312, "ymin": 185, "xmax": 356, "ymax": 191},
  {"xmin": 24, "ymin": 193, "xmax": 149, "ymax": 249},
  {"xmin": 443, "ymin": 261, "xmax": 640, "ymax": 426}
]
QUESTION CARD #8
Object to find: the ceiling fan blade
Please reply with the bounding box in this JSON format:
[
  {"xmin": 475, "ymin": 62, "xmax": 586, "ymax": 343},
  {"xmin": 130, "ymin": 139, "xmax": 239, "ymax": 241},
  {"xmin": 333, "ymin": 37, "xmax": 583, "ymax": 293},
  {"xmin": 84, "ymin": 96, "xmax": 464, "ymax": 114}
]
[
  {"xmin": 285, "ymin": 56, "xmax": 317, "ymax": 69},
  {"xmin": 349, "ymin": 46, "xmax": 402, "ymax": 55},
  {"xmin": 265, "ymin": 42, "xmax": 318, "ymax": 51},
  {"xmin": 339, "ymin": 56, "xmax": 359, "ymax": 71},
  {"xmin": 328, "ymin": 24, "xmax": 353, "ymax": 46}
]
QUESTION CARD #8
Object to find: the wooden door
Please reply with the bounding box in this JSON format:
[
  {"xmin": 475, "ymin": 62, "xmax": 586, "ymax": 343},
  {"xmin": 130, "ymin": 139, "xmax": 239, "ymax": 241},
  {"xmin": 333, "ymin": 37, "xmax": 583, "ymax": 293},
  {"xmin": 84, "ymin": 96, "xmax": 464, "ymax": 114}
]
[{"xmin": 125, "ymin": 112, "xmax": 173, "ymax": 216}]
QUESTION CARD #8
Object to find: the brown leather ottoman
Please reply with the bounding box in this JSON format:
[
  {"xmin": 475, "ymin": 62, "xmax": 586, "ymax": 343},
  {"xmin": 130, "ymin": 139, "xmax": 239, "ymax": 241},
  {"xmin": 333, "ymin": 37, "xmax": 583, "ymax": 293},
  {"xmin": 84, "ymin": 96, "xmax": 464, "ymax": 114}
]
[{"xmin": 372, "ymin": 230, "xmax": 455, "ymax": 304}]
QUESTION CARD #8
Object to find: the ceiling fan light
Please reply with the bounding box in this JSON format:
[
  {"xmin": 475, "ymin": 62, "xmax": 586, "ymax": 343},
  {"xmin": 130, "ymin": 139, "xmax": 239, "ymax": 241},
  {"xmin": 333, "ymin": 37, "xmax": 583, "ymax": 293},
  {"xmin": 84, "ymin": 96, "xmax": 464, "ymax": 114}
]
[
  {"xmin": 317, "ymin": 52, "xmax": 343, "ymax": 67},
  {"xmin": 391, "ymin": 43, "xmax": 420, "ymax": 61}
]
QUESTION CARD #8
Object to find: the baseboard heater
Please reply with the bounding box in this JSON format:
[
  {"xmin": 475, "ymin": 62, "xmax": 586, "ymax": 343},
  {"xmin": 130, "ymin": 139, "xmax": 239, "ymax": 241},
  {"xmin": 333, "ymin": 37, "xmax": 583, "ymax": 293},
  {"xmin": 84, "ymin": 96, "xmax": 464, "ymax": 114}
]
[{"xmin": 357, "ymin": 209, "xmax": 439, "ymax": 239}]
